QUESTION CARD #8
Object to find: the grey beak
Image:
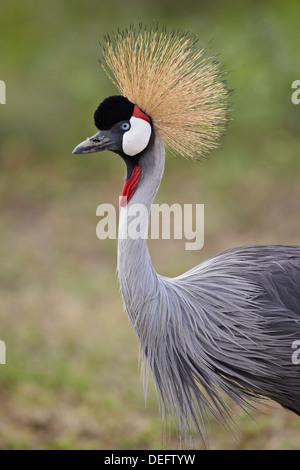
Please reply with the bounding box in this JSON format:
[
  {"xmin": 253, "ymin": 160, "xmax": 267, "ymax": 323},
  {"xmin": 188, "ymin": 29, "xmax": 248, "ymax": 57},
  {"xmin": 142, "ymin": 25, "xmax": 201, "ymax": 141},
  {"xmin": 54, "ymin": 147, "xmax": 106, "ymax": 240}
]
[{"xmin": 72, "ymin": 131, "xmax": 111, "ymax": 154}]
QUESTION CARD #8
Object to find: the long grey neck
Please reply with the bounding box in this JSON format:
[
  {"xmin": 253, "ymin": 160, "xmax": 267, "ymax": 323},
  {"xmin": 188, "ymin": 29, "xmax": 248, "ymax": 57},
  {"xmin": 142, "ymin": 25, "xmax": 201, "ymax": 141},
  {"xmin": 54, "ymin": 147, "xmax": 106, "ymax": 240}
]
[{"xmin": 117, "ymin": 134, "xmax": 165, "ymax": 324}]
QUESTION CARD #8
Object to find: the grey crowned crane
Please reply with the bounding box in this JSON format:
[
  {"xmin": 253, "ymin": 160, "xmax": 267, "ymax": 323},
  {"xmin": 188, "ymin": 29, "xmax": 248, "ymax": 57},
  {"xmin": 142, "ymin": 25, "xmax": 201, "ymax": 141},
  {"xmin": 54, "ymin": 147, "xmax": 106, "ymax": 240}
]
[{"xmin": 73, "ymin": 25, "xmax": 300, "ymax": 444}]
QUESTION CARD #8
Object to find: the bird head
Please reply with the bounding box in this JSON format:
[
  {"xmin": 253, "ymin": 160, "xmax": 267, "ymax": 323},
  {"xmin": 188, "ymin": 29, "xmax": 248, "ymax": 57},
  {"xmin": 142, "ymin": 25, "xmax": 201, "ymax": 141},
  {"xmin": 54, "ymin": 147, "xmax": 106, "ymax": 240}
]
[
  {"xmin": 73, "ymin": 25, "xmax": 231, "ymax": 204},
  {"xmin": 73, "ymin": 95, "xmax": 153, "ymax": 205},
  {"xmin": 73, "ymin": 95, "xmax": 152, "ymax": 158}
]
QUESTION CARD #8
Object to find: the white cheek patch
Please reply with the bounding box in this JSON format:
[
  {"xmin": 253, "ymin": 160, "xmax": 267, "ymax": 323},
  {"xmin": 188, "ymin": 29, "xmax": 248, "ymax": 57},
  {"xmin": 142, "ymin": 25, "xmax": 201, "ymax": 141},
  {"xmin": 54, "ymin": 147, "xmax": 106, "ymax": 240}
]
[{"xmin": 122, "ymin": 116, "xmax": 152, "ymax": 156}]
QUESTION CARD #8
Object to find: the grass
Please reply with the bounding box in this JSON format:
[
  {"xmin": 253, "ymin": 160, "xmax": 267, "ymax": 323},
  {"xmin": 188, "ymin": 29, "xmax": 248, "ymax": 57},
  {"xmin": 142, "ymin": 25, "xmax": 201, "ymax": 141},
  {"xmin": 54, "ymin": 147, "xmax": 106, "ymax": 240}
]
[{"xmin": 1, "ymin": 0, "xmax": 300, "ymax": 450}]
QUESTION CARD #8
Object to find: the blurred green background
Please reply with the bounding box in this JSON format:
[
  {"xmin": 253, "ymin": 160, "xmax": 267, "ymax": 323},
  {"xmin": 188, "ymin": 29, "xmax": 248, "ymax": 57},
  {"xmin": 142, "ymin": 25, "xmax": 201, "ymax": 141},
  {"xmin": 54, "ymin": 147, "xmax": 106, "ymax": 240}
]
[{"xmin": 1, "ymin": 0, "xmax": 300, "ymax": 450}]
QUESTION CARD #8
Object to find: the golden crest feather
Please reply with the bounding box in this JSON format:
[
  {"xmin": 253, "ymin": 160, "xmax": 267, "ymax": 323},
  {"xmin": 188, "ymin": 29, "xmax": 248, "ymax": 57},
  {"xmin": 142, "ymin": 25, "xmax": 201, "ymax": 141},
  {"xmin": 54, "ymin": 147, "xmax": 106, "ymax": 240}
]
[{"xmin": 100, "ymin": 24, "xmax": 230, "ymax": 160}]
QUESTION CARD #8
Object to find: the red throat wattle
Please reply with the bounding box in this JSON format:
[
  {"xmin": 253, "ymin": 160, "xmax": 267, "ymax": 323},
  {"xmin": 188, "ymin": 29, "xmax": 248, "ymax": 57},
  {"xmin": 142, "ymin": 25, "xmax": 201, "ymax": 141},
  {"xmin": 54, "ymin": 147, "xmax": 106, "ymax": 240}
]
[{"xmin": 119, "ymin": 165, "xmax": 141, "ymax": 207}]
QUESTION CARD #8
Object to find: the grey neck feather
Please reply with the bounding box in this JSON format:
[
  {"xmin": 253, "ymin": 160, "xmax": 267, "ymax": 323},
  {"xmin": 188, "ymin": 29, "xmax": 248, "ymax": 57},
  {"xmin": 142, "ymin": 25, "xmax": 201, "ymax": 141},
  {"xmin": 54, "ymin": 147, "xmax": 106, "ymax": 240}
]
[{"xmin": 117, "ymin": 134, "xmax": 165, "ymax": 324}]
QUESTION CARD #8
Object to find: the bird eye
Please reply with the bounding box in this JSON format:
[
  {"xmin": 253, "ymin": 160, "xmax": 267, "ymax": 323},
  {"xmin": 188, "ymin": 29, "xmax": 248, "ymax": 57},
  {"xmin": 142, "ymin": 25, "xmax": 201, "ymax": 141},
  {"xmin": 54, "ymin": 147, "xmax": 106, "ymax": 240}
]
[{"xmin": 121, "ymin": 122, "xmax": 130, "ymax": 131}]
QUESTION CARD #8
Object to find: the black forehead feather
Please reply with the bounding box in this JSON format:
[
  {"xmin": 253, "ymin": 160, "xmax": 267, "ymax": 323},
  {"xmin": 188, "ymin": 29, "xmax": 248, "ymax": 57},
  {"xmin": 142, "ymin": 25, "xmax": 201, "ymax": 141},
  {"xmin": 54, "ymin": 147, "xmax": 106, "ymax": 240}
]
[{"xmin": 94, "ymin": 95, "xmax": 135, "ymax": 130}]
